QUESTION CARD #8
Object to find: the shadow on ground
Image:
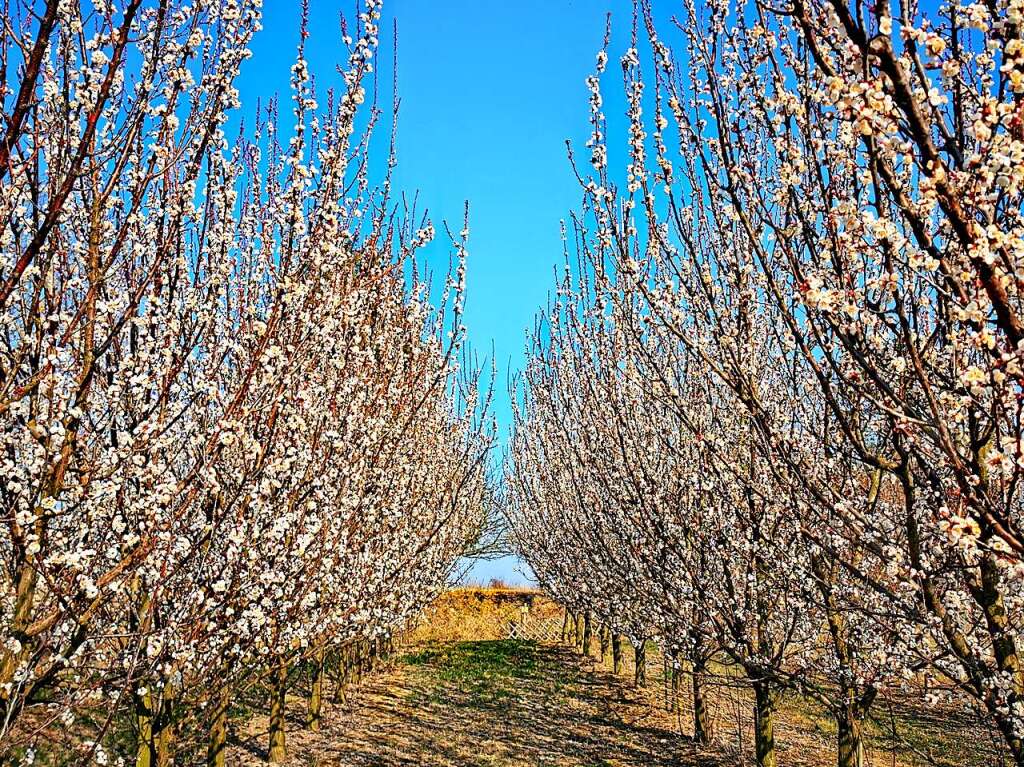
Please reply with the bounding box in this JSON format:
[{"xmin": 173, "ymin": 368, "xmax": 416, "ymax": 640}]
[{"xmin": 227, "ymin": 640, "xmax": 731, "ymax": 766}]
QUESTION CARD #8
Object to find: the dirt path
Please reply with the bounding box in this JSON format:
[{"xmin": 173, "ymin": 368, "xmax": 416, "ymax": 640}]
[
  {"xmin": 225, "ymin": 638, "xmax": 1004, "ymax": 767},
  {"xmin": 226, "ymin": 640, "xmax": 724, "ymax": 767}
]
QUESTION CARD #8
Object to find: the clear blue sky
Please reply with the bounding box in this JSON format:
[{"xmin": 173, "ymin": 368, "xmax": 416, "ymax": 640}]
[{"xmin": 240, "ymin": 0, "xmax": 647, "ymax": 585}]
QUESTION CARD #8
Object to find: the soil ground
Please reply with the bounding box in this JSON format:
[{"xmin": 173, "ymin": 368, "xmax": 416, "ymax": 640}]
[
  {"xmin": 227, "ymin": 639, "xmax": 719, "ymax": 766},
  {"xmin": 225, "ymin": 637, "xmax": 1004, "ymax": 767}
]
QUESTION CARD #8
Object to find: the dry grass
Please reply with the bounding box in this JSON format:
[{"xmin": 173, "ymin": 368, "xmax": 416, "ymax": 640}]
[{"xmin": 405, "ymin": 587, "xmax": 561, "ymax": 643}]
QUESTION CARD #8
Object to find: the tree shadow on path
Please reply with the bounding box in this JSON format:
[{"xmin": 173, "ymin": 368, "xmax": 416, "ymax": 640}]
[{"xmin": 229, "ymin": 640, "xmax": 735, "ymax": 766}]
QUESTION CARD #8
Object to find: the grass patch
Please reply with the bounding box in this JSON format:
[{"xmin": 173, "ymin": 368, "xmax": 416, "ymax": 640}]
[
  {"xmin": 401, "ymin": 640, "xmax": 544, "ymax": 708},
  {"xmin": 402, "ymin": 639, "xmax": 541, "ymax": 680}
]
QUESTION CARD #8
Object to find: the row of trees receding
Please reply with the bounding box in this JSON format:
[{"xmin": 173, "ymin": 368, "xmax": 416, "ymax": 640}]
[
  {"xmin": 506, "ymin": 0, "xmax": 1024, "ymax": 765},
  {"xmin": 0, "ymin": 1, "xmax": 493, "ymax": 763}
]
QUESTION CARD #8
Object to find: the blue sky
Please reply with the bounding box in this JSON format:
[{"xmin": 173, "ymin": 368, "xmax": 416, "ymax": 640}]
[{"xmin": 239, "ymin": 0, "xmax": 645, "ymax": 584}]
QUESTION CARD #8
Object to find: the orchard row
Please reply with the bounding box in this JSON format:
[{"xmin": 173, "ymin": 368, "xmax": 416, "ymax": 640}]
[
  {"xmin": 507, "ymin": 1, "xmax": 1024, "ymax": 766},
  {"xmin": 0, "ymin": 1, "xmax": 493, "ymax": 763}
]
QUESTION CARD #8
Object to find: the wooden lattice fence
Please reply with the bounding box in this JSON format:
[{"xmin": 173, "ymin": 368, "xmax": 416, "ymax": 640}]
[{"xmin": 506, "ymin": 614, "xmax": 565, "ymax": 642}]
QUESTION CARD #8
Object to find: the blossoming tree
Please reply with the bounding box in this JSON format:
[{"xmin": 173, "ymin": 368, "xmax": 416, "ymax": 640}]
[{"xmin": 0, "ymin": 1, "xmax": 493, "ymax": 763}]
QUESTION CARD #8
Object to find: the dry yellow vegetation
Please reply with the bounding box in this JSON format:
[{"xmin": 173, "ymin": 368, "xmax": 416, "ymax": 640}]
[{"xmin": 405, "ymin": 587, "xmax": 563, "ymax": 643}]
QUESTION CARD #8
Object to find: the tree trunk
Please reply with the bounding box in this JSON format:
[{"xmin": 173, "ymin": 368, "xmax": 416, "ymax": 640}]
[
  {"xmin": 156, "ymin": 681, "xmax": 176, "ymax": 767},
  {"xmin": 669, "ymin": 655, "xmax": 680, "ymax": 713},
  {"xmin": 135, "ymin": 691, "xmax": 154, "ymax": 767},
  {"xmin": 0, "ymin": 563, "xmax": 37, "ymax": 722},
  {"xmin": 333, "ymin": 669, "xmax": 348, "ymax": 705},
  {"xmin": 693, "ymin": 656, "xmax": 711, "ymax": 745},
  {"xmin": 977, "ymin": 551, "xmax": 1024, "ymax": 762},
  {"xmin": 561, "ymin": 609, "xmax": 570, "ymax": 642},
  {"xmin": 633, "ymin": 641, "xmax": 647, "ymax": 687},
  {"xmin": 582, "ymin": 612, "xmax": 593, "ymax": 657},
  {"xmin": 612, "ymin": 633, "xmax": 623, "ymax": 675},
  {"xmin": 268, "ymin": 656, "xmax": 288, "ymax": 763},
  {"xmin": 365, "ymin": 639, "xmax": 375, "ymax": 673},
  {"xmin": 575, "ymin": 613, "xmax": 584, "ymax": 650},
  {"xmin": 308, "ymin": 648, "xmax": 325, "ymax": 731},
  {"xmin": 837, "ymin": 706, "xmax": 865, "ymax": 767},
  {"xmin": 335, "ymin": 646, "xmax": 352, "ymax": 703},
  {"xmin": 207, "ymin": 687, "xmax": 230, "ymax": 767},
  {"xmin": 753, "ymin": 680, "xmax": 776, "ymax": 767}
]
